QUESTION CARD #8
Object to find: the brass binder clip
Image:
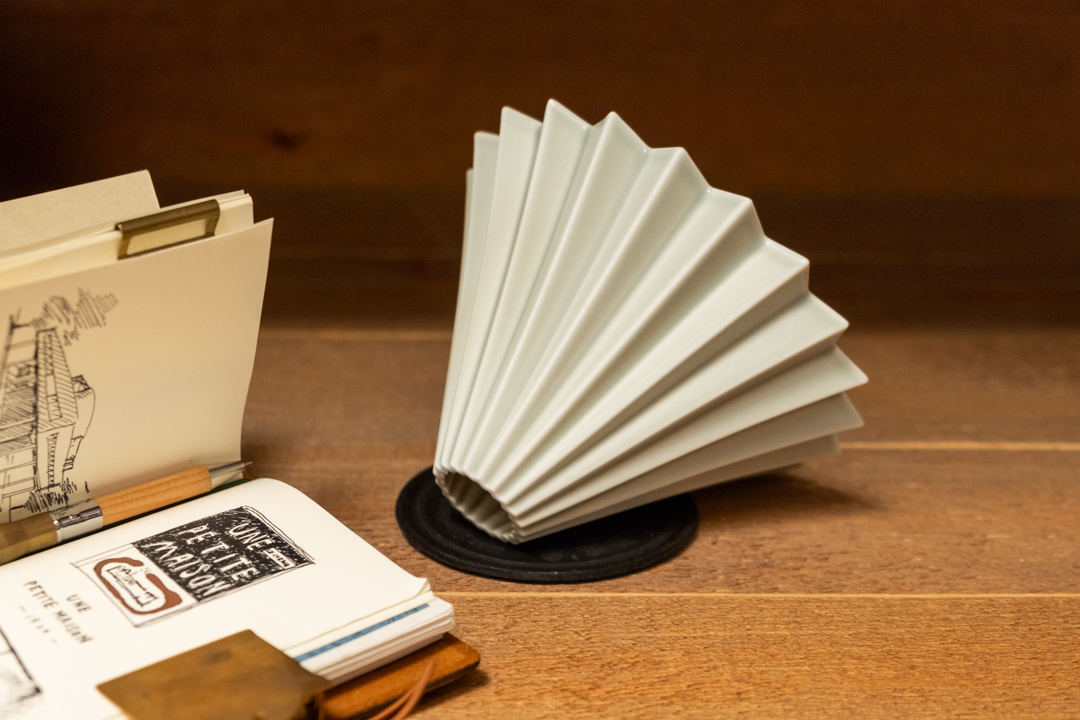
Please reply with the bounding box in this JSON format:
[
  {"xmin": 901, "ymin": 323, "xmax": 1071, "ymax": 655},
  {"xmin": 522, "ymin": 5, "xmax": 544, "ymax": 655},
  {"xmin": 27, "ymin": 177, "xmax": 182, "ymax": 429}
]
[
  {"xmin": 97, "ymin": 630, "xmax": 330, "ymax": 720},
  {"xmin": 116, "ymin": 199, "xmax": 220, "ymax": 258}
]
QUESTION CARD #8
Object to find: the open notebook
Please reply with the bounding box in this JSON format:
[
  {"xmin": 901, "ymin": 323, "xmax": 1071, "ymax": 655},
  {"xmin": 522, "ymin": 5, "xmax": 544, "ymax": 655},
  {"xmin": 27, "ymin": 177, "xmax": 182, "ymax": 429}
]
[
  {"xmin": 0, "ymin": 478, "xmax": 454, "ymax": 719},
  {"xmin": 0, "ymin": 172, "xmax": 266, "ymax": 518},
  {"xmin": 0, "ymin": 175, "xmax": 455, "ymax": 718}
]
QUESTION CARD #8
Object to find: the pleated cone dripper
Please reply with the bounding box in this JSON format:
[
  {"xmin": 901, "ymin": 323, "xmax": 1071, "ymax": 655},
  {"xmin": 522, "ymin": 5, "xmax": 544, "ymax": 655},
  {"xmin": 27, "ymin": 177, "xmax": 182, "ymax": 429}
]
[{"xmin": 433, "ymin": 100, "xmax": 867, "ymax": 544}]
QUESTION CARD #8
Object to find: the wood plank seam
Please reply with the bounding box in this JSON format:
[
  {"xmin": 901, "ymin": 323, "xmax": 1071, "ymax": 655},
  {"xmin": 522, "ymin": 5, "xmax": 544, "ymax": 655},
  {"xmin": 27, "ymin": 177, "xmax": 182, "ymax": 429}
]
[
  {"xmin": 438, "ymin": 592, "xmax": 1080, "ymax": 599},
  {"xmin": 840, "ymin": 441, "xmax": 1080, "ymax": 451},
  {"xmin": 259, "ymin": 328, "xmax": 453, "ymax": 342}
]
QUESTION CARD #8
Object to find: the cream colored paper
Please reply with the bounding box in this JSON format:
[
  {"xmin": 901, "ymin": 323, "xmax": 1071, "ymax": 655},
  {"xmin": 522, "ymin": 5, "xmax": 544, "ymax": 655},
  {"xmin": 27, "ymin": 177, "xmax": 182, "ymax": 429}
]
[
  {"xmin": 0, "ymin": 181, "xmax": 268, "ymax": 521},
  {"xmin": 0, "ymin": 479, "xmax": 453, "ymax": 720},
  {"xmin": 0, "ymin": 172, "xmax": 159, "ymax": 253}
]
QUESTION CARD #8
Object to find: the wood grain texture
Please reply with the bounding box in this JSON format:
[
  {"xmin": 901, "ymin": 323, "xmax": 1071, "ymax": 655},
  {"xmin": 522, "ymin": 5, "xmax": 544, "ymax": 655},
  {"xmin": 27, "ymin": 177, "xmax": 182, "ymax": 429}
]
[
  {"xmin": 323, "ymin": 634, "xmax": 480, "ymax": 720},
  {"xmin": 1, "ymin": 1, "xmax": 1077, "ymax": 197},
  {"xmin": 840, "ymin": 327, "xmax": 1080, "ymax": 442},
  {"xmin": 241, "ymin": 331, "xmax": 1080, "ymax": 595},
  {"xmin": 5, "ymin": 2, "xmax": 1078, "ymax": 323},
  {"xmin": 256, "ymin": 254, "xmax": 1080, "ymax": 334},
  {"xmin": 246, "ymin": 194, "xmax": 1080, "ymax": 331},
  {"xmin": 235, "ymin": 323, "xmax": 1080, "ymax": 715},
  {"xmin": 4, "ymin": 2, "xmax": 1079, "ymax": 348},
  {"xmin": 843, "ymin": 441, "xmax": 1080, "ymax": 451},
  {"xmin": 245, "ymin": 325, "xmax": 1080, "ymax": 463},
  {"xmin": 413, "ymin": 595, "xmax": 1080, "ymax": 719},
  {"xmin": 247, "ymin": 444, "xmax": 1080, "ymax": 596},
  {"xmin": 97, "ymin": 465, "xmax": 211, "ymax": 525}
]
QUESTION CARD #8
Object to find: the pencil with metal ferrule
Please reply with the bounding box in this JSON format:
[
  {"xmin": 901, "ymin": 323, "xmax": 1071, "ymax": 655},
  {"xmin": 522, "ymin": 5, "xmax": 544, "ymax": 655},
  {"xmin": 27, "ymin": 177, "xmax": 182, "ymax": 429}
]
[{"xmin": 0, "ymin": 461, "xmax": 250, "ymax": 566}]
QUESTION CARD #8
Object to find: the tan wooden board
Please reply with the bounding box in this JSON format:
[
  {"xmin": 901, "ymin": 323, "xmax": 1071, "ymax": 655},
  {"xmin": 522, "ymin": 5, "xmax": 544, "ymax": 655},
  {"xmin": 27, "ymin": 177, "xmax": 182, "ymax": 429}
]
[
  {"xmin": 413, "ymin": 594, "xmax": 1080, "ymax": 719},
  {"xmin": 242, "ymin": 331, "xmax": 1080, "ymax": 594},
  {"xmin": 246, "ymin": 327, "xmax": 1080, "ymax": 450},
  {"xmin": 246, "ymin": 443, "xmax": 1080, "ymax": 596},
  {"xmin": 240, "ymin": 322, "xmax": 1080, "ymax": 715},
  {"xmin": 840, "ymin": 327, "xmax": 1080, "ymax": 442}
]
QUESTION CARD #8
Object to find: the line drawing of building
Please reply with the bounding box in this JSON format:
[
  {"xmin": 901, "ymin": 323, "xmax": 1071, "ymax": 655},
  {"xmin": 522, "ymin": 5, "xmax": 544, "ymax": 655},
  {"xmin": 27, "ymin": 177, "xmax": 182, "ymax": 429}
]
[
  {"xmin": 0, "ymin": 623, "xmax": 41, "ymax": 717},
  {"xmin": 0, "ymin": 319, "xmax": 94, "ymax": 522}
]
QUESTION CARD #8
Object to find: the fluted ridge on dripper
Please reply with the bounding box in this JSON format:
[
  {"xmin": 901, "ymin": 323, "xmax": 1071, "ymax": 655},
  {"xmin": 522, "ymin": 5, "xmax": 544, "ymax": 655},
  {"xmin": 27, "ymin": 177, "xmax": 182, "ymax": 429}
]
[{"xmin": 433, "ymin": 100, "xmax": 866, "ymax": 544}]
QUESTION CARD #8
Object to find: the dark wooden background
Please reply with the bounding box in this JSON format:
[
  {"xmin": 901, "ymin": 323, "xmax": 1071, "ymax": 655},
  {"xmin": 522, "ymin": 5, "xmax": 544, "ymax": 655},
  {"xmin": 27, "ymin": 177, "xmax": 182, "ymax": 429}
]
[{"xmin": 3, "ymin": 0, "xmax": 1079, "ymax": 325}]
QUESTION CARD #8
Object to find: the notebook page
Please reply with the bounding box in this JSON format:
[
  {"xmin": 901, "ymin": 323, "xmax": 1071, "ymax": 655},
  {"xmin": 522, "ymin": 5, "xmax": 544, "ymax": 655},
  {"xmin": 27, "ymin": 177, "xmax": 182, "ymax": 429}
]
[
  {"xmin": 0, "ymin": 219, "xmax": 269, "ymax": 518},
  {"xmin": 0, "ymin": 192, "xmax": 253, "ymax": 291},
  {"xmin": 0, "ymin": 479, "xmax": 442, "ymax": 720},
  {"xmin": 0, "ymin": 172, "xmax": 159, "ymax": 253}
]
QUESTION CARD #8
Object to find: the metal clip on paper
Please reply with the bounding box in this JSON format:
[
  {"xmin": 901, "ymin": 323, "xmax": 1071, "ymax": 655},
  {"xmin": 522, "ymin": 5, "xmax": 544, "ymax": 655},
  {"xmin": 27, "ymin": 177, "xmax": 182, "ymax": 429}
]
[
  {"xmin": 116, "ymin": 199, "xmax": 220, "ymax": 259},
  {"xmin": 97, "ymin": 630, "xmax": 330, "ymax": 720}
]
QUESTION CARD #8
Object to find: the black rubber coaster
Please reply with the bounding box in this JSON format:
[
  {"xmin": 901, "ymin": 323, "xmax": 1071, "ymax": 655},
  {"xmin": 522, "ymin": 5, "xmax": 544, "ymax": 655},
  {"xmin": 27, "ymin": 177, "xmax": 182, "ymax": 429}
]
[{"xmin": 396, "ymin": 467, "xmax": 698, "ymax": 584}]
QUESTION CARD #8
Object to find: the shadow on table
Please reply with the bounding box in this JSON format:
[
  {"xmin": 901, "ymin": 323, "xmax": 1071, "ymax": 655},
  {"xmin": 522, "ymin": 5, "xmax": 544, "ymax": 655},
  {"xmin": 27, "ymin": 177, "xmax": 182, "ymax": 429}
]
[
  {"xmin": 417, "ymin": 667, "xmax": 492, "ymax": 715},
  {"xmin": 692, "ymin": 471, "xmax": 873, "ymax": 530}
]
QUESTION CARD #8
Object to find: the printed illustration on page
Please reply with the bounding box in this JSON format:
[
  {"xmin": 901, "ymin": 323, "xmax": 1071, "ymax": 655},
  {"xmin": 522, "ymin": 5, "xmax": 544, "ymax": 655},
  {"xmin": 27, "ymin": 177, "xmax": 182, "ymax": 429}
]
[
  {"xmin": 76, "ymin": 507, "xmax": 313, "ymax": 627},
  {"xmin": 0, "ymin": 291, "xmax": 118, "ymax": 521}
]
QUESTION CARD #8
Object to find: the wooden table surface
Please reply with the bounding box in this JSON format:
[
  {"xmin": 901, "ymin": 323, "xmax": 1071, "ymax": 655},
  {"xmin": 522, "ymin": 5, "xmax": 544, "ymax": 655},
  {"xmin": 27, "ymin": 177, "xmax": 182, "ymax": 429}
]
[{"xmin": 244, "ymin": 316, "xmax": 1080, "ymax": 718}]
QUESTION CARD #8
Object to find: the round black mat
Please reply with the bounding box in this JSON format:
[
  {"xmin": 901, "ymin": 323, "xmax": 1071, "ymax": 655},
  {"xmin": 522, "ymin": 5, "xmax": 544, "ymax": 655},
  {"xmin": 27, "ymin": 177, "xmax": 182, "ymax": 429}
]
[{"xmin": 396, "ymin": 467, "xmax": 698, "ymax": 583}]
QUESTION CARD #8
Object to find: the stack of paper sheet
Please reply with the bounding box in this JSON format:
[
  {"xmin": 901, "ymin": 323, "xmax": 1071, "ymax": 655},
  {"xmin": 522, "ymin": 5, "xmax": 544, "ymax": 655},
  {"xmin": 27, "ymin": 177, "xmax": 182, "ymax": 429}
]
[{"xmin": 0, "ymin": 479, "xmax": 454, "ymax": 719}]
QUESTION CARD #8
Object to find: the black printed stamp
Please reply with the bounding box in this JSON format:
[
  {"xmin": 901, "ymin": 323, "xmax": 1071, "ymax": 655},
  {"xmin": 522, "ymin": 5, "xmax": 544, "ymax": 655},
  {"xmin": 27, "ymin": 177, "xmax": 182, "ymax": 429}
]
[{"xmin": 75, "ymin": 507, "xmax": 313, "ymax": 626}]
